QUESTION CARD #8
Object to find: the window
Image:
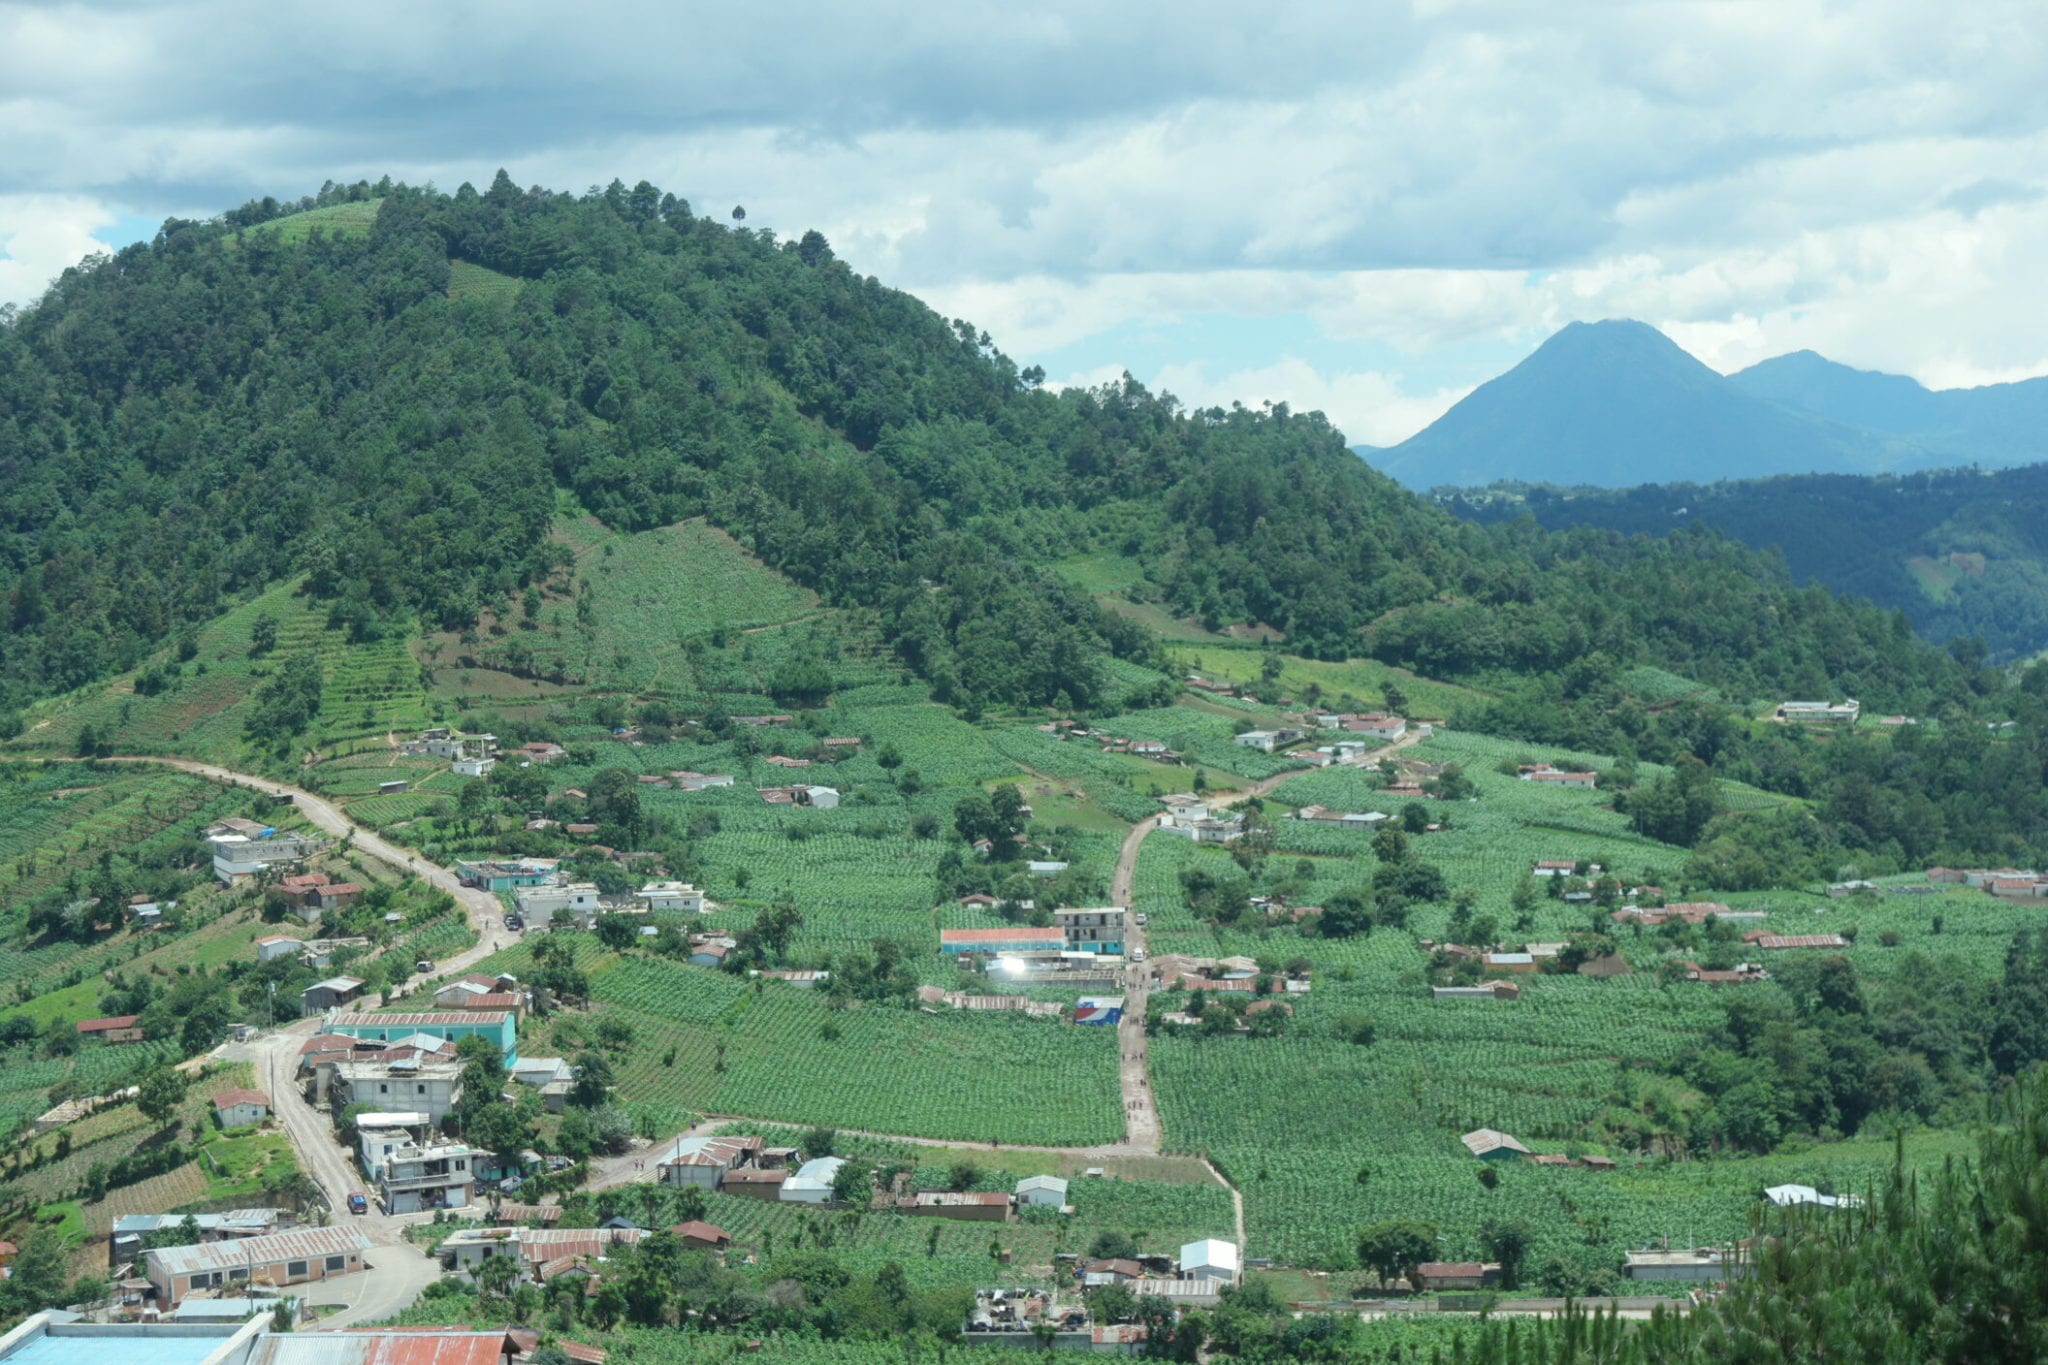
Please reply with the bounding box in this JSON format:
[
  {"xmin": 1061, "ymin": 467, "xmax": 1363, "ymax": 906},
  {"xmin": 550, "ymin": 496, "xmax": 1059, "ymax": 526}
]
[
  {"xmin": 287, "ymin": 1260, "xmax": 308, "ymax": 1278},
  {"xmin": 325, "ymin": 1255, "xmax": 347, "ymax": 1272},
  {"xmin": 379, "ymin": 1083, "xmax": 389, "ymax": 1093}
]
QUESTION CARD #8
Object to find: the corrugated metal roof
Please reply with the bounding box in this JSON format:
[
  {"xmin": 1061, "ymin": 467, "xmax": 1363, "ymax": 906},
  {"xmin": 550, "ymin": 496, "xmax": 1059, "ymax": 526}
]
[
  {"xmin": 328, "ymin": 1012, "xmax": 511, "ymax": 1028},
  {"xmin": 148, "ymin": 1225, "xmax": 372, "ymax": 1276},
  {"xmin": 247, "ymin": 1330, "xmax": 515, "ymax": 1364}
]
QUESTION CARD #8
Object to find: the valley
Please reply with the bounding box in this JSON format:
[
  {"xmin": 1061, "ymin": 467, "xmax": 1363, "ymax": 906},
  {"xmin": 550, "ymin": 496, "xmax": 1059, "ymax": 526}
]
[{"xmin": 0, "ymin": 180, "xmax": 2042, "ymax": 1364}]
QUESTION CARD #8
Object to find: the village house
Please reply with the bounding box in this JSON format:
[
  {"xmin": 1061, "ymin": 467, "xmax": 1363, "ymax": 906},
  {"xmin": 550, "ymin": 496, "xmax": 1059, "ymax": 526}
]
[
  {"xmin": 635, "ymin": 880, "xmax": 708, "ymax": 912},
  {"xmin": 905, "ymin": 1192, "xmax": 1014, "ymax": 1222},
  {"xmin": 513, "ymin": 881, "xmax": 602, "ymax": 929},
  {"xmin": 145, "ymin": 1226, "xmax": 372, "ymax": 1309},
  {"xmin": 1412, "ymin": 1262, "xmax": 1503, "ymax": 1292},
  {"xmin": 1461, "ymin": 1129, "xmax": 1531, "ymax": 1161},
  {"xmin": 212, "ymin": 1089, "xmax": 270, "ymax": 1130},
  {"xmin": 109, "ymin": 1208, "xmax": 284, "ymax": 1267},
  {"xmin": 300, "ymin": 977, "xmax": 366, "ymax": 1015},
  {"xmin": 1531, "ymin": 859, "xmax": 1600, "ymax": 878},
  {"xmin": 1520, "ymin": 766, "xmax": 1599, "ymax": 789},
  {"xmin": 755, "ymin": 969, "xmax": 830, "ymax": 988},
  {"xmin": 657, "ymin": 1135, "xmax": 763, "ymax": 1189},
  {"xmin": 439, "ymin": 1226, "xmax": 645, "ymax": 1280},
  {"xmin": 456, "ymin": 859, "xmax": 559, "ymax": 892},
  {"xmin": 1433, "ymin": 982, "xmax": 1522, "ymax": 1001},
  {"xmin": 764, "ymin": 754, "xmax": 812, "ymax": 768},
  {"xmin": 1234, "ymin": 730, "xmax": 1282, "ymax": 752},
  {"xmin": 321, "ymin": 1010, "xmax": 518, "ymax": 1065},
  {"xmin": 1290, "ymin": 804, "xmax": 1389, "ymax": 826},
  {"xmin": 673, "ymin": 1221, "xmax": 732, "ymax": 1251},
  {"xmin": 1054, "ymin": 907, "xmax": 1126, "ymax": 955},
  {"xmin": 670, "ymin": 771, "xmax": 735, "ymax": 791},
  {"xmin": 332, "ymin": 1054, "xmax": 465, "ymax": 1124},
  {"xmin": 941, "ymin": 927, "xmax": 1067, "ymax": 955},
  {"xmin": 254, "ymin": 935, "xmax": 304, "ymax": 963},
  {"xmin": 516, "ymin": 741, "xmax": 566, "ymax": 764},
  {"xmin": 781, "ymin": 1156, "xmax": 847, "ymax": 1204},
  {"xmin": 1016, "ymin": 1175, "xmax": 1069, "ymax": 1210},
  {"xmin": 720, "ymin": 1168, "xmax": 788, "ymax": 1200},
  {"xmin": 1180, "ymin": 1238, "xmax": 1239, "ymax": 1284},
  {"xmin": 1745, "ymin": 933, "xmax": 1851, "ymax": 951},
  {"xmin": 377, "ymin": 1133, "xmax": 479, "ymax": 1213},
  {"xmin": 1623, "ymin": 1245, "xmax": 1753, "ymax": 1282},
  {"xmin": 732, "ymin": 714, "xmax": 795, "ymax": 727},
  {"xmin": 1156, "ymin": 798, "xmax": 1247, "ymax": 844},
  {"xmin": 210, "ymin": 828, "xmax": 319, "ymax": 884},
  {"xmin": 758, "ymin": 784, "xmax": 840, "ymax": 809},
  {"xmin": 1776, "ymin": 700, "xmax": 1861, "ymax": 724}
]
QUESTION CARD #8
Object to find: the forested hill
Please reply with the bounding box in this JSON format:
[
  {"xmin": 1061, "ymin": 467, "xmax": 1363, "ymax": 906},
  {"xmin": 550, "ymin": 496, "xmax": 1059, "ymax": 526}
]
[
  {"xmin": 0, "ymin": 177, "xmax": 1983, "ymax": 723},
  {"xmin": 1444, "ymin": 464, "xmax": 2048, "ymax": 661}
]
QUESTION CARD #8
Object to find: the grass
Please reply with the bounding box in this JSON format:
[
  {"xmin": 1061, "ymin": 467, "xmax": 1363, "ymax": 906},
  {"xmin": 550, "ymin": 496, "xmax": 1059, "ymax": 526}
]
[
  {"xmin": 1170, "ymin": 645, "xmax": 1487, "ymax": 719},
  {"xmin": 5, "ymin": 578, "xmax": 432, "ymax": 765}
]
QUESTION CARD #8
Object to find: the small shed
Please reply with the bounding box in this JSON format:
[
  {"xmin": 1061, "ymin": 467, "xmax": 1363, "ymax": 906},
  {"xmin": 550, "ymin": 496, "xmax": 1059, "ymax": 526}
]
[{"xmin": 1015, "ymin": 1175, "xmax": 1069, "ymax": 1209}]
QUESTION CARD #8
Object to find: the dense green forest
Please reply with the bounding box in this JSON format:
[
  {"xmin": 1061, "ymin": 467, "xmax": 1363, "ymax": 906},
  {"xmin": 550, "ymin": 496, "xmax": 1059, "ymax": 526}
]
[{"xmin": 1443, "ymin": 465, "xmax": 2048, "ymax": 661}]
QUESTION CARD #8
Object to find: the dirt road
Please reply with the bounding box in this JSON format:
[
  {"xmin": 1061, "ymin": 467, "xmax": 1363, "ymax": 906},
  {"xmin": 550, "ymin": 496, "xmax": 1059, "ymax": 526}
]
[{"xmin": 63, "ymin": 755, "xmax": 512, "ymax": 973}]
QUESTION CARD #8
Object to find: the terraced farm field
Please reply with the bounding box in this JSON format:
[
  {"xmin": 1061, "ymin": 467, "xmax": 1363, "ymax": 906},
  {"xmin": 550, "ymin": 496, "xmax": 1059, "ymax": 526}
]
[
  {"xmin": 243, "ymin": 198, "xmax": 383, "ymax": 243},
  {"xmin": 5, "ymin": 579, "xmax": 431, "ymax": 762}
]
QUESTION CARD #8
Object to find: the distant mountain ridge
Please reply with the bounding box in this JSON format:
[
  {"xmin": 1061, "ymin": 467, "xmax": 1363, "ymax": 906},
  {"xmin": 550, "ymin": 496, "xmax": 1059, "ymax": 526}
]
[{"xmin": 1365, "ymin": 319, "xmax": 2048, "ymax": 489}]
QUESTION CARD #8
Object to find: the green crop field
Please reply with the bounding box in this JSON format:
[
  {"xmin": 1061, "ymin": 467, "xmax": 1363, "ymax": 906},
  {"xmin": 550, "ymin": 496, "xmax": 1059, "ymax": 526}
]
[
  {"xmin": 447, "ymin": 258, "xmax": 524, "ymax": 302},
  {"xmin": 6, "ymin": 579, "xmax": 432, "ymax": 763},
  {"xmin": 474, "ymin": 944, "xmax": 1126, "ymax": 1145},
  {"xmin": 241, "ymin": 198, "xmax": 383, "ymax": 244}
]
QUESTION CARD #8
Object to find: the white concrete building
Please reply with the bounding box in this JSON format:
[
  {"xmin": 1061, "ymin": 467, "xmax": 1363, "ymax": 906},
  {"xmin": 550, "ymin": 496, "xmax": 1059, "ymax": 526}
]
[
  {"xmin": 1181, "ymin": 1238, "xmax": 1239, "ymax": 1284},
  {"xmin": 635, "ymin": 881, "xmax": 708, "ymax": 913},
  {"xmin": 513, "ymin": 881, "xmax": 601, "ymax": 929},
  {"xmin": 1015, "ymin": 1175, "xmax": 1069, "ymax": 1209}
]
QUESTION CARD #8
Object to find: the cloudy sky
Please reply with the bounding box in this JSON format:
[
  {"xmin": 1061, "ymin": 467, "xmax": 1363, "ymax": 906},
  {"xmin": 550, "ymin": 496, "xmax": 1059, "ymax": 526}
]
[{"xmin": 4, "ymin": 0, "xmax": 2046, "ymax": 446}]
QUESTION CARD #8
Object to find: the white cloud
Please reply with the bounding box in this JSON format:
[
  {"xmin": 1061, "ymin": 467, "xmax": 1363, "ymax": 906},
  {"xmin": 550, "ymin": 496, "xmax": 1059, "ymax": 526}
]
[
  {"xmin": 3, "ymin": 1, "xmax": 2048, "ymax": 426},
  {"xmin": 1146, "ymin": 357, "xmax": 1473, "ymax": 448},
  {"xmin": 0, "ymin": 194, "xmax": 120, "ymax": 309}
]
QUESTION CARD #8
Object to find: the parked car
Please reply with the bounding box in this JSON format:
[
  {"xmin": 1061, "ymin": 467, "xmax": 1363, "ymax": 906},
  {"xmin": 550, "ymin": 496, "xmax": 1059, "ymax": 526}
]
[
  {"xmin": 414, "ymin": 959, "xmax": 433, "ymax": 973},
  {"xmin": 505, "ymin": 915, "xmax": 525, "ymax": 931},
  {"xmin": 347, "ymin": 1192, "xmax": 368, "ymax": 1214},
  {"xmin": 1134, "ymin": 913, "xmax": 1148, "ymax": 925},
  {"xmin": 1131, "ymin": 950, "xmax": 1146, "ymax": 962},
  {"xmin": 499, "ymin": 1176, "xmax": 525, "ymax": 1194}
]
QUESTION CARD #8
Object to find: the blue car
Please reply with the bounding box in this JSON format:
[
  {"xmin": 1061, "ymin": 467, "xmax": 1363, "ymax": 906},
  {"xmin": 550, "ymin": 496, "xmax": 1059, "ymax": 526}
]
[{"xmin": 347, "ymin": 1192, "xmax": 369, "ymax": 1214}]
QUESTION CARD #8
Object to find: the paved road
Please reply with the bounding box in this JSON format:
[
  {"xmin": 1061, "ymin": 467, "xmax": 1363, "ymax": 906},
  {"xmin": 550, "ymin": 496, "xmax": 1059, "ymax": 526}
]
[
  {"xmin": 1109, "ymin": 816, "xmax": 1161, "ymax": 1153},
  {"xmin": 198, "ymin": 1023, "xmax": 446, "ymax": 1327}
]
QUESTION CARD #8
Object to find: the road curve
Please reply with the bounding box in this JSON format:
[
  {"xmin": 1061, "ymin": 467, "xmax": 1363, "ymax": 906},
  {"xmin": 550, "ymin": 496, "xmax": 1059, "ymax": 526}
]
[{"xmin": 60, "ymin": 755, "xmax": 512, "ymax": 974}]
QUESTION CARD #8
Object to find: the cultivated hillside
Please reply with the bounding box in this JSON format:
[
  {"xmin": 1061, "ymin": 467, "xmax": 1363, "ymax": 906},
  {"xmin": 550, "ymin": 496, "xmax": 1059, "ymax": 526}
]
[{"xmin": 0, "ymin": 183, "xmax": 1983, "ymax": 735}]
